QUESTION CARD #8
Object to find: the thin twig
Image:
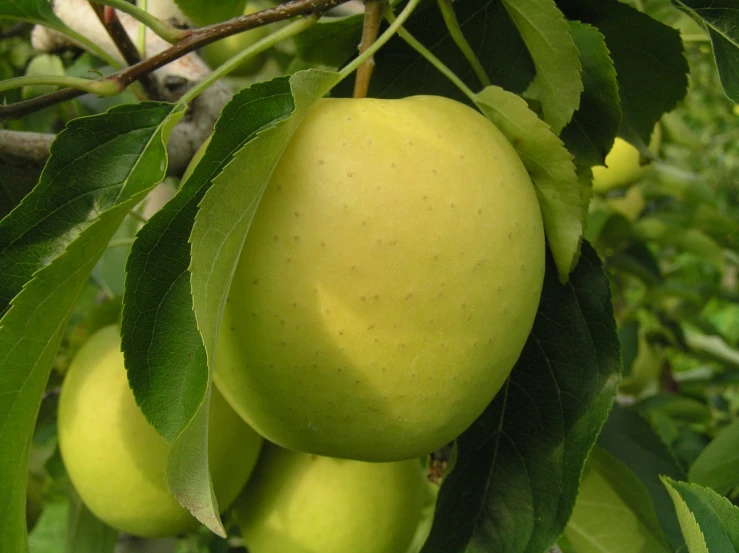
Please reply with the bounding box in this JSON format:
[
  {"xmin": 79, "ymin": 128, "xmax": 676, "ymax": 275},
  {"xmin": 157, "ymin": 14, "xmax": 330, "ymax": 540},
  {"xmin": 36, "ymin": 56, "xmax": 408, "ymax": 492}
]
[
  {"xmin": 353, "ymin": 0, "xmax": 387, "ymax": 98},
  {"xmin": 89, "ymin": 1, "xmax": 163, "ymax": 100},
  {"xmin": 0, "ymin": 0, "xmax": 352, "ymax": 122}
]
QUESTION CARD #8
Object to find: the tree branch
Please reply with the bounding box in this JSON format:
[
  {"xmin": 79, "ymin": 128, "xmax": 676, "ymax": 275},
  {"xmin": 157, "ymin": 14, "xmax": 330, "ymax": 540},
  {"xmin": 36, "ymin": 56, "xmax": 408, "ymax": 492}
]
[
  {"xmin": 0, "ymin": 131, "xmax": 55, "ymax": 167},
  {"xmin": 89, "ymin": 1, "xmax": 163, "ymax": 100},
  {"xmin": 353, "ymin": 0, "xmax": 387, "ymax": 98},
  {"xmin": 0, "ymin": 0, "xmax": 352, "ymax": 122}
]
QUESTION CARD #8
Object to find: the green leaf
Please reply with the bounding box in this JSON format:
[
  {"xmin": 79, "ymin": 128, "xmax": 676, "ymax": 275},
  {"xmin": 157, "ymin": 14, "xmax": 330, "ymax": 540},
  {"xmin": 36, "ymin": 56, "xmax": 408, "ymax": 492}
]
[
  {"xmin": 500, "ymin": 0, "xmax": 583, "ymax": 134},
  {"xmin": 174, "ymin": 0, "xmax": 246, "ymax": 25},
  {"xmin": 0, "ymin": 102, "xmax": 181, "ymax": 553},
  {"xmin": 293, "ymin": 14, "xmax": 364, "ymax": 70},
  {"xmin": 560, "ymin": 22, "xmax": 621, "ymax": 167},
  {"xmin": 339, "ymin": 0, "xmax": 535, "ymax": 101},
  {"xmin": 597, "ymin": 404, "xmax": 686, "ymax": 552},
  {"xmin": 689, "ymin": 418, "xmax": 739, "ymax": 495},
  {"xmin": 632, "ymin": 218, "xmax": 725, "ymax": 271},
  {"xmin": 420, "ymin": 242, "xmax": 621, "ymax": 553},
  {"xmin": 557, "ymin": 0, "xmax": 689, "ymax": 148},
  {"xmin": 672, "ymin": 0, "xmax": 739, "ymax": 102},
  {"xmin": 562, "ymin": 447, "xmax": 672, "ymax": 553},
  {"xmin": 29, "ymin": 502, "xmax": 67, "ymax": 553},
  {"xmin": 663, "ymin": 478, "xmax": 739, "ymax": 552},
  {"xmin": 0, "ymin": 0, "xmax": 67, "ymax": 31},
  {"xmin": 66, "ymin": 488, "xmax": 118, "ymax": 553},
  {"xmin": 475, "ymin": 85, "xmax": 582, "ymax": 281},
  {"xmin": 121, "ymin": 70, "xmax": 339, "ymax": 536}
]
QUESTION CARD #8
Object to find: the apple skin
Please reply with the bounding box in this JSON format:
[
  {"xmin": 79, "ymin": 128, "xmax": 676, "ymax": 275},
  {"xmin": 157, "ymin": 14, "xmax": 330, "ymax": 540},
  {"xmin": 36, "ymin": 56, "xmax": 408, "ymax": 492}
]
[
  {"xmin": 57, "ymin": 325, "xmax": 263, "ymax": 538},
  {"xmin": 592, "ymin": 125, "xmax": 662, "ymax": 193},
  {"xmin": 213, "ymin": 95, "xmax": 545, "ymax": 462},
  {"xmin": 234, "ymin": 445, "xmax": 432, "ymax": 553},
  {"xmin": 201, "ymin": 5, "xmax": 270, "ymax": 77}
]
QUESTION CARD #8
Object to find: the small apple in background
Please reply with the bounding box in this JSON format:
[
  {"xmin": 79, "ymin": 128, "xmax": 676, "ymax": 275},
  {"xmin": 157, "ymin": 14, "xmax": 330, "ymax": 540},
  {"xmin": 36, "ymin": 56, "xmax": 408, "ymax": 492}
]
[
  {"xmin": 214, "ymin": 95, "xmax": 545, "ymax": 462},
  {"xmin": 234, "ymin": 444, "xmax": 434, "ymax": 553},
  {"xmin": 57, "ymin": 325, "xmax": 263, "ymax": 538},
  {"xmin": 592, "ymin": 125, "xmax": 662, "ymax": 193},
  {"xmin": 201, "ymin": 4, "xmax": 271, "ymax": 77}
]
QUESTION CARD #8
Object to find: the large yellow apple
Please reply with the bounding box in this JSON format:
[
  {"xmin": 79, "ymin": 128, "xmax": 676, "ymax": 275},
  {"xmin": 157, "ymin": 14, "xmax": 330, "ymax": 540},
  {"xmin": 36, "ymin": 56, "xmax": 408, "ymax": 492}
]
[
  {"xmin": 592, "ymin": 125, "xmax": 662, "ymax": 193},
  {"xmin": 214, "ymin": 96, "xmax": 545, "ymax": 461},
  {"xmin": 201, "ymin": 5, "xmax": 270, "ymax": 77},
  {"xmin": 233, "ymin": 445, "xmax": 432, "ymax": 553},
  {"xmin": 58, "ymin": 325, "xmax": 263, "ymax": 538}
]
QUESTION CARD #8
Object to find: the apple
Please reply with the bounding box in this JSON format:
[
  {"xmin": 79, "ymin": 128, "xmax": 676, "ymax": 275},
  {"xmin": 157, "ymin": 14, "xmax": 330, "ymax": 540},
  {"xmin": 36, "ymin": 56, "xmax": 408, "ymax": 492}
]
[
  {"xmin": 57, "ymin": 325, "xmax": 263, "ymax": 538},
  {"xmin": 592, "ymin": 125, "xmax": 662, "ymax": 193},
  {"xmin": 214, "ymin": 95, "xmax": 545, "ymax": 462},
  {"xmin": 201, "ymin": 5, "xmax": 271, "ymax": 77},
  {"xmin": 233, "ymin": 445, "xmax": 433, "ymax": 553}
]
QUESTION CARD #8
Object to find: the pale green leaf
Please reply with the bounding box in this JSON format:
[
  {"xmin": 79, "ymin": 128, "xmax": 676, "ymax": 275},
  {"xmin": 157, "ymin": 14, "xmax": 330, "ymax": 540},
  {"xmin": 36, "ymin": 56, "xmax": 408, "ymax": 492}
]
[
  {"xmin": 689, "ymin": 418, "xmax": 739, "ymax": 495},
  {"xmin": 475, "ymin": 85, "xmax": 582, "ymax": 281},
  {"xmin": 501, "ymin": 0, "xmax": 583, "ymax": 134}
]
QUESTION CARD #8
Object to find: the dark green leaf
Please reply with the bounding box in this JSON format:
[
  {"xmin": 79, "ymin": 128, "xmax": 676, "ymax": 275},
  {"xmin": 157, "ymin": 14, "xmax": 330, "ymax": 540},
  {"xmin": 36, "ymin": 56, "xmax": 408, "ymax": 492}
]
[
  {"xmin": 557, "ymin": 0, "xmax": 689, "ymax": 148},
  {"xmin": 560, "ymin": 22, "xmax": 621, "ymax": 167},
  {"xmin": 174, "ymin": 0, "xmax": 246, "ymax": 25},
  {"xmin": 338, "ymin": 0, "xmax": 535, "ymax": 101},
  {"xmin": 0, "ymin": 102, "xmax": 180, "ymax": 553},
  {"xmin": 672, "ymin": 0, "xmax": 739, "ymax": 102},
  {"xmin": 293, "ymin": 14, "xmax": 363, "ymax": 70},
  {"xmin": 421, "ymin": 242, "xmax": 620, "ymax": 553},
  {"xmin": 598, "ymin": 404, "xmax": 686, "ymax": 552}
]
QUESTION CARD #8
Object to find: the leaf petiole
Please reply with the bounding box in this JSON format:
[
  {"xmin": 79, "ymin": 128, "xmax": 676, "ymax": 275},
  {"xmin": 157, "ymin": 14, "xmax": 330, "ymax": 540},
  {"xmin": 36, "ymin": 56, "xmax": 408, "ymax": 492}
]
[
  {"xmin": 0, "ymin": 76, "xmax": 122, "ymax": 97},
  {"xmin": 437, "ymin": 0, "xmax": 491, "ymax": 87}
]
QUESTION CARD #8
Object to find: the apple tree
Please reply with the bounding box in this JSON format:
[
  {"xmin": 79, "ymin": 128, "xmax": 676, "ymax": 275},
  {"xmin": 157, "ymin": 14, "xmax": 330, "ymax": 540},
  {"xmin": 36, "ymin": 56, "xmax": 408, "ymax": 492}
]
[{"xmin": 0, "ymin": 0, "xmax": 737, "ymax": 552}]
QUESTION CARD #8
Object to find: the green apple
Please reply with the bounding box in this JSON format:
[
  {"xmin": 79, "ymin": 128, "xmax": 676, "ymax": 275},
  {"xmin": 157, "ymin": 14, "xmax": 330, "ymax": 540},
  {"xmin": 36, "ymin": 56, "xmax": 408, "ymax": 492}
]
[
  {"xmin": 58, "ymin": 325, "xmax": 263, "ymax": 538},
  {"xmin": 213, "ymin": 95, "xmax": 545, "ymax": 462},
  {"xmin": 592, "ymin": 125, "xmax": 662, "ymax": 193},
  {"xmin": 201, "ymin": 5, "xmax": 270, "ymax": 77},
  {"xmin": 233, "ymin": 445, "xmax": 432, "ymax": 553}
]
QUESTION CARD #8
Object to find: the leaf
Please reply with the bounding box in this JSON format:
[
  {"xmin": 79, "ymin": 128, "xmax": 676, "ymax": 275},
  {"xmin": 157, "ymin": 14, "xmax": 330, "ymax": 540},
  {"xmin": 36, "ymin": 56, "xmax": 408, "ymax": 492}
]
[
  {"xmin": 560, "ymin": 22, "xmax": 621, "ymax": 168},
  {"xmin": 557, "ymin": 0, "xmax": 689, "ymax": 148},
  {"xmin": 28, "ymin": 502, "xmax": 67, "ymax": 553},
  {"xmin": 475, "ymin": 85, "xmax": 582, "ymax": 282},
  {"xmin": 689, "ymin": 418, "xmax": 739, "ymax": 495},
  {"xmin": 562, "ymin": 447, "xmax": 672, "ymax": 553},
  {"xmin": 663, "ymin": 478, "xmax": 739, "ymax": 552},
  {"xmin": 337, "ymin": 0, "xmax": 536, "ymax": 101},
  {"xmin": 174, "ymin": 0, "xmax": 246, "ymax": 26},
  {"xmin": 500, "ymin": 0, "xmax": 583, "ymax": 134},
  {"xmin": 420, "ymin": 242, "xmax": 621, "ymax": 553},
  {"xmin": 66, "ymin": 488, "xmax": 118, "ymax": 553},
  {"xmin": 293, "ymin": 14, "xmax": 364, "ymax": 70},
  {"xmin": 0, "ymin": 0, "xmax": 67, "ymax": 31},
  {"xmin": 121, "ymin": 69, "xmax": 339, "ymax": 536},
  {"xmin": 672, "ymin": 0, "xmax": 739, "ymax": 102},
  {"xmin": 597, "ymin": 404, "xmax": 686, "ymax": 552},
  {"xmin": 632, "ymin": 218, "xmax": 724, "ymax": 271},
  {"xmin": 0, "ymin": 102, "xmax": 181, "ymax": 553}
]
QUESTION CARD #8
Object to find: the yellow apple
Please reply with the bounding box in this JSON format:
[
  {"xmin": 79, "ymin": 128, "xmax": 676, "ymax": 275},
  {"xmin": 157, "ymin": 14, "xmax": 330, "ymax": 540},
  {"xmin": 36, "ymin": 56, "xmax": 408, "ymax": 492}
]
[
  {"xmin": 58, "ymin": 325, "xmax": 263, "ymax": 538},
  {"xmin": 201, "ymin": 5, "xmax": 270, "ymax": 77},
  {"xmin": 214, "ymin": 95, "xmax": 545, "ymax": 461},
  {"xmin": 592, "ymin": 125, "xmax": 662, "ymax": 193},
  {"xmin": 233, "ymin": 445, "xmax": 432, "ymax": 553}
]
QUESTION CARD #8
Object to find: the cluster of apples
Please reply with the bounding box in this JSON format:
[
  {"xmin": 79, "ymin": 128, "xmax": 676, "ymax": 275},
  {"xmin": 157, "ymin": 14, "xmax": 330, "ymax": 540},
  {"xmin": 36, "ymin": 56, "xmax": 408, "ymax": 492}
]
[{"xmin": 58, "ymin": 96, "xmax": 546, "ymax": 552}]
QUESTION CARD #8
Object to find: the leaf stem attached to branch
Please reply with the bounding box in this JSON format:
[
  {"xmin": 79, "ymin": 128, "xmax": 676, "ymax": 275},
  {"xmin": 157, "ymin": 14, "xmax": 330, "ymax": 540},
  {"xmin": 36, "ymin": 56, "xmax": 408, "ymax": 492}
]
[
  {"xmin": 353, "ymin": 0, "xmax": 388, "ymax": 98},
  {"xmin": 93, "ymin": 0, "xmax": 187, "ymax": 43}
]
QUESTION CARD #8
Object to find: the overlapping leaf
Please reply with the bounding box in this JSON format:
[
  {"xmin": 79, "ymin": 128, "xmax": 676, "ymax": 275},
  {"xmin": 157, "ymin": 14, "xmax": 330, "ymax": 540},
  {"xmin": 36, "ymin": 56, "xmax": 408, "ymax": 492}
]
[
  {"xmin": 121, "ymin": 69, "xmax": 339, "ymax": 535},
  {"xmin": 501, "ymin": 0, "xmax": 583, "ymax": 134},
  {"xmin": 689, "ymin": 418, "xmax": 739, "ymax": 495},
  {"xmin": 0, "ymin": 102, "xmax": 181, "ymax": 553},
  {"xmin": 420, "ymin": 243, "xmax": 621, "ymax": 553},
  {"xmin": 476, "ymin": 85, "xmax": 582, "ymax": 281}
]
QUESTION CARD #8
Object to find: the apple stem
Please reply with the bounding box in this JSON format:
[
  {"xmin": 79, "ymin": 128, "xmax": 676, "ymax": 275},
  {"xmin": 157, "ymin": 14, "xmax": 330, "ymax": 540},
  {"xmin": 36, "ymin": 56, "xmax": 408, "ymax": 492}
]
[
  {"xmin": 353, "ymin": 0, "xmax": 388, "ymax": 99},
  {"xmin": 437, "ymin": 0, "xmax": 491, "ymax": 88},
  {"xmin": 383, "ymin": 9, "xmax": 478, "ymax": 105}
]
